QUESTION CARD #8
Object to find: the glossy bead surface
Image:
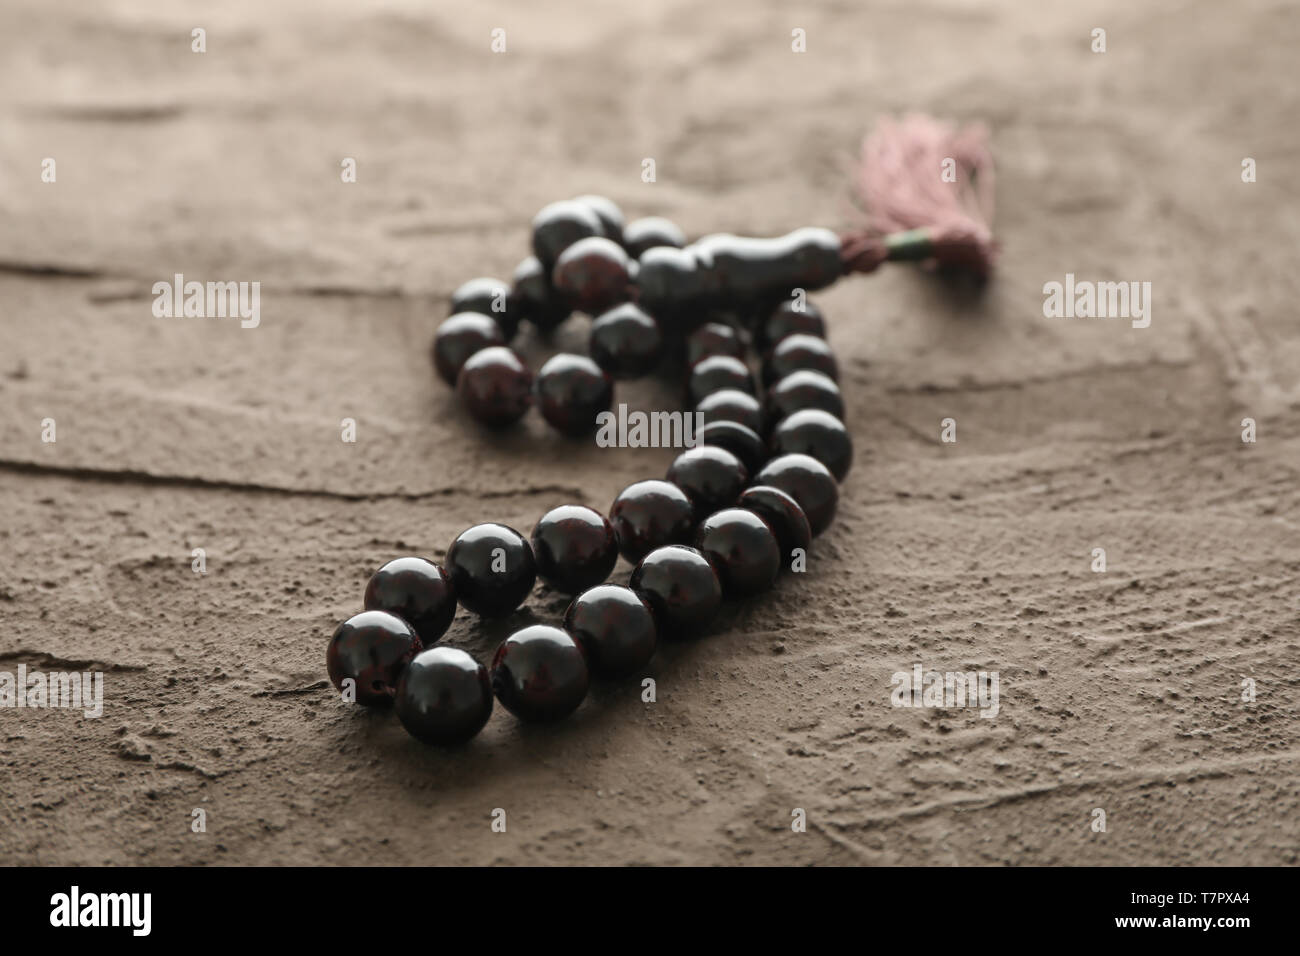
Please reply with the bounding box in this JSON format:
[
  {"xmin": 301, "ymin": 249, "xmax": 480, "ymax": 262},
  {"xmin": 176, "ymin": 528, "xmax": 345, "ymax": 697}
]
[
  {"xmin": 531, "ymin": 505, "xmax": 619, "ymax": 594},
  {"xmin": 770, "ymin": 408, "xmax": 854, "ymax": 480},
  {"xmin": 446, "ymin": 523, "xmax": 536, "ymax": 617},
  {"xmin": 759, "ymin": 300, "xmax": 826, "ymax": 349},
  {"xmin": 512, "ymin": 256, "xmax": 570, "ymax": 333},
  {"xmin": 491, "ymin": 625, "xmax": 589, "ymax": 722},
  {"xmin": 609, "ymin": 479, "xmax": 696, "ymax": 562},
  {"xmin": 685, "ymin": 322, "xmax": 744, "ymax": 367},
  {"xmin": 767, "ymin": 369, "xmax": 845, "ymax": 423},
  {"xmin": 589, "ymin": 303, "xmax": 663, "ymax": 378},
  {"xmin": 456, "ymin": 346, "xmax": 533, "ymax": 428},
  {"xmin": 688, "ymin": 354, "xmax": 755, "ymax": 406},
  {"xmin": 563, "ymin": 585, "xmax": 657, "ymax": 679},
  {"xmin": 753, "ymin": 453, "xmax": 839, "ymax": 536},
  {"xmin": 363, "ymin": 557, "xmax": 457, "ymax": 647},
  {"xmin": 450, "ymin": 277, "xmax": 518, "ymax": 339},
  {"xmin": 630, "ymin": 545, "xmax": 722, "ymax": 639},
  {"xmin": 432, "ymin": 313, "xmax": 505, "ymax": 386},
  {"xmin": 552, "ymin": 237, "xmax": 631, "ymax": 315},
  {"xmin": 622, "ymin": 216, "xmax": 687, "ymax": 258},
  {"xmin": 694, "ymin": 508, "xmax": 780, "ymax": 597},
  {"xmin": 535, "ymin": 353, "xmax": 612, "ymax": 435},
  {"xmin": 738, "ymin": 485, "xmax": 811, "ymax": 567},
  {"xmin": 698, "ymin": 419, "xmax": 766, "ymax": 474},
  {"xmin": 666, "ymin": 446, "xmax": 748, "ymax": 520},
  {"xmin": 574, "ymin": 194, "xmax": 625, "ymax": 244},
  {"xmin": 532, "ymin": 199, "xmax": 605, "ymax": 269},
  {"xmin": 695, "ymin": 388, "xmax": 764, "ymax": 434},
  {"xmin": 326, "ymin": 610, "xmax": 422, "ymax": 707},
  {"xmin": 763, "ymin": 333, "xmax": 839, "ymax": 385},
  {"xmin": 636, "ymin": 245, "xmax": 707, "ymax": 333},
  {"xmin": 395, "ymin": 647, "xmax": 492, "ymax": 745},
  {"xmin": 690, "ymin": 228, "xmax": 841, "ymax": 306}
]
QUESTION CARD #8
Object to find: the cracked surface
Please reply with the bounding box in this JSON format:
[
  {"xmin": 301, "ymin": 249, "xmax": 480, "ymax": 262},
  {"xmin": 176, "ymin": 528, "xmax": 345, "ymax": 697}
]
[{"xmin": 0, "ymin": 0, "xmax": 1298, "ymax": 865}]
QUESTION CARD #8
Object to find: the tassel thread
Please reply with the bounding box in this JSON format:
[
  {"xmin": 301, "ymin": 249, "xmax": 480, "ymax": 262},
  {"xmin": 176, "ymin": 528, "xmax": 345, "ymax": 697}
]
[{"xmin": 841, "ymin": 114, "xmax": 997, "ymax": 277}]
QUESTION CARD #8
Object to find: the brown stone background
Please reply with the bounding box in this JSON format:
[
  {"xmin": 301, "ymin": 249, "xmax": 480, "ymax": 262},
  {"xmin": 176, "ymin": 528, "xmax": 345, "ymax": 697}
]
[{"xmin": 1, "ymin": 0, "xmax": 1297, "ymax": 865}]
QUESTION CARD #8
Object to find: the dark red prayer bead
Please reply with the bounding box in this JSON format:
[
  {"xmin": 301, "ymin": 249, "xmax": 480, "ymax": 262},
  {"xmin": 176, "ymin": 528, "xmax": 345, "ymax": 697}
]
[
  {"xmin": 432, "ymin": 313, "xmax": 504, "ymax": 387},
  {"xmin": 694, "ymin": 508, "xmax": 781, "ymax": 598},
  {"xmin": 363, "ymin": 557, "xmax": 457, "ymax": 647},
  {"xmin": 395, "ymin": 647, "xmax": 493, "ymax": 745},
  {"xmin": 636, "ymin": 245, "xmax": 708, "ymax": 333},
  {"xmin": 758, "ymin": 300, "xmax": 826, "ymax": 349},
  {"xmin": 552, "ymin": 236, "xmax": 632, "ymax": 315},
  {"xmin": 450, "ymin": 277, "xmax": 518, "ymax": 339},
  {"xmin": 622, "ymin": 216, "xmax": 687, "ymax": 258},
  {"xmin": 326, "ymin": 610, "xmax": 422, "ymax": 707},
  {"xmin": 763, "ymin": 333, "xmax": 839, "ymax": 385},
  {"xmin": 609, "ymin": 479, "xmax": 696, "ymax": 563},
  {"xmin": 752, "ymin": 453, "xmax": 839, "ymax": 536},
  {"xmin": 766, "ymin": 369, "xmax": 845, "ymax": 423},
  {"xmin": 531, "ymin": 505, "xmax": 619, "ymax": 594},
  {"xmin": 534, "ymin": 353, "xmax": 612, "ymax": 435},
  {"xmin": 589, "ymin": 303, "xmax": 664, "ymax": 379},
  {"xmin": 574, "ymin": 194, "xmax": 626, "ymax": 244},
  {"xmin": 695, "ymin": 388, "xmax": 764, "ymax": 433},
  {"xmin": 688, "ymin": 354, "xmax": 755, "ymax": 405},
  {"xmin": 629, "ymin": 545, "xmax": 721, "ymax": 639},
  {"xmin": 697, "ymin": 419, "xmax": 766, "ymax": 474},
  {"xmin": 446, "ymin": 523, "xmax": 536, "ymax": 617},
  {"xmin": 563, "ymin": 585, "xmax": 657, "ymax": 679},
  {"xmin": 456, "ymin": 346, "xmax": 533, "ymax": 428},
  {"xmin": 737, "ymin": 485, "xmax": 811, "ymax": 568},
  {"xmin": 685, "ymin": 322, "xmax": 745, "ymax": 367},
  {"xmin": 512, "ymin": 256, "xmax": 570, "ymax": 333},
  {"xmin": 688, "ymin": 228, "xmax": 841, "ymax": 309},
  {"xmin": 666, "ymin": 445, "xmax": 748, "ymax": 520},
  {"xmin": 491, "ymin": 624, "xmax": 589, "ymax": 722},
  {"xmin": 770, "ymin": 408, "xmax": 853, "ymax": 480},
  {"xmin": 532, "ymin": 199, "xmax": 605, "ymax": 269}
]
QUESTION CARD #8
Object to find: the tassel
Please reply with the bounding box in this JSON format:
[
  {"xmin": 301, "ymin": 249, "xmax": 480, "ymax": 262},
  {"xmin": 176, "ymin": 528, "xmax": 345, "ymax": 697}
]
[{"xmin": 840, "ymin": 114, "xmax": 997, "ymax": 277}]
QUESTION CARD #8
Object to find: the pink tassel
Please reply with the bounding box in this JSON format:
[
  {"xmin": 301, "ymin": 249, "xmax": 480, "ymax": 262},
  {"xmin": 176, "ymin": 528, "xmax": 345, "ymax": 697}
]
[{"xmin": 840, "ymin": 114, "xmax": 997, "ymax": 277}]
